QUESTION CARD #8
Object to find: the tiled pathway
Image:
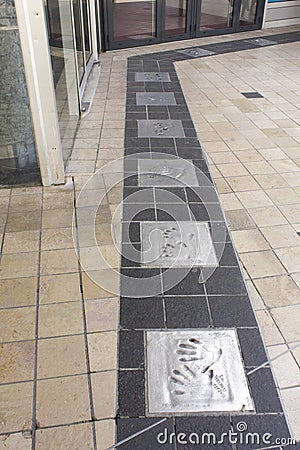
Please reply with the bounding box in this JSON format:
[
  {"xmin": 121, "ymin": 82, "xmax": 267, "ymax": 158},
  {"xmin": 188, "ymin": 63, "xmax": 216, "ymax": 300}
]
[{"xmin": 0, "ymin": 26, "xmax": 299, "ymax": 450}]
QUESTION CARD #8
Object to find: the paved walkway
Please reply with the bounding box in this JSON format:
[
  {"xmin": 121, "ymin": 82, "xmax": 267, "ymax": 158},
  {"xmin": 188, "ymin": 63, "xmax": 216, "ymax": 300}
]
[{"xmin": 0, "ymin": 26, "xmax": 299, "ymax": 450}]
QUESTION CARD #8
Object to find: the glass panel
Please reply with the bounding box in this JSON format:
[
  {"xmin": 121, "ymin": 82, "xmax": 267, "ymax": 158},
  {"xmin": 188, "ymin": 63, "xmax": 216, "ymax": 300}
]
[
  {"xmin": 165, "ymin": 0, "xmax": 187, "ymax": 36},
  {"xmin": 199, "ymin": 0, "xmax": 233, "ymax": 30},
  {"xmin": 0, "ymin": 0, "xmax": 40, "ymax": 185},
  {"xmin": 45, "ymin": 0, "xmax": 80, "ymax": 166},
  {"xmin": 72, "ymin": 0, "xmax": 85, "ymax": 81},
  {"xmin": 82, "ymin": 0, "xmax": 92, "ymax": 63},
  {"xmin": 113, "ymin": 0, "xmax": 156, "ymax": 42},
  {"xmin": 240, "ymin": 0, "xmax": 257, "ymax": 26}
]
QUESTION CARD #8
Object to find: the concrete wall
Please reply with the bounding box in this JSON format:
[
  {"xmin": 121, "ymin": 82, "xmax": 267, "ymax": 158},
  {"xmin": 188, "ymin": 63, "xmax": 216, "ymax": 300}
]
[{"xmin": 264, "ymin": 0, "xmax": 300, "ymax": 28}]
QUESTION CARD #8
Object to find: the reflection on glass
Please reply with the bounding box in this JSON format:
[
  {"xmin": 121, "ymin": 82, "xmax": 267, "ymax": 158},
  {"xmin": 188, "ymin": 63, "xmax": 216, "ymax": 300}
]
[
  {"xmin": 82, "ymin": 0, "xmax": 92, "ymax": 63},
  {"xmin": 240, "ymin": 0, "xmax": 257, "ymax": 25},
  {"xmin": 113, "ymin": 0, "xmax": 156, "ymax": 42},
  {"xmin": 72, "ymin": 0, "xmax": 84, "ymax": 81},
  {"xmin": 200, "ymin": 0, "xmax": 233, "ymax": 30},
  {"xmin": 165, "ymin": 0, "xmax": 187, "ymax": 36},
  {"xmin": 45, "ymin": 0, "xmax": 79, "ymax": 165}
]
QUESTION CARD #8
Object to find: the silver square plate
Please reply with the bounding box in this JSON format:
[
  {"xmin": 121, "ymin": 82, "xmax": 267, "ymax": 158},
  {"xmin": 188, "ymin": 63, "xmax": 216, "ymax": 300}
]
[
  {"xmin": 178, "ymin": 48, "xmax": 215, "ymax": 57},
  {"xmin": 141, "ymin": 221, "xmax": 218, "ymax": 267},
  {"xmin": 246, "ymin": 38, "xmax": 276, "ymax": 46},
  {"xmin": 138, "ymin": 120, "xmax": 185, "ymax": 138},
  {"xmin": 146, "ymin": 329, "xmax": 254, "ymax": 414},
  {"xmin": 136, "ymin": 92, "xmax": 176, "ymax": 106},
  {"xmin": 138, "ymin": 159, "xmax": 198, "ymax": 186},
  {"xmin": 135, "ymin": 72, "xmax": 171, "ymax": 82}
]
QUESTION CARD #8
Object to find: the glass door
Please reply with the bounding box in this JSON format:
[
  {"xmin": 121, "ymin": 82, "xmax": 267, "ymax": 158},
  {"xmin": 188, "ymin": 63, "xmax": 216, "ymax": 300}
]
[
  {"xmin": 106, "ymin": 0, "xmax": 159, "ymax": 49},
  {"xmin": 162, "ymin": 0, "xmax": 193, "ymax": 40},
  {"xmin": 195, "ymin": 0, "xmax": 235, "ymax": 34}
]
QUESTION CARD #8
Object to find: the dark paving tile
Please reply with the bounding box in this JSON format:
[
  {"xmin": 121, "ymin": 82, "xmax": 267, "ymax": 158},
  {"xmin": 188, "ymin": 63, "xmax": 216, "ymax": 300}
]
[
  {"xmin": 175, "ymin": 416, "xmax": 233, "ymax": 449},
  {"xmin": 186, "ymin": 187, "xmax": 218, "ymax": 203},
  {"xmin": 248, "ymin": 368, "xmax": 283, "ymax": 413},
  {"xmin": 214, "ymin": 243, "xmax": 239, "ymax": 266},
  {"xmin": 162, "ymin": 268, "xmax": 205, "ymax": 296},
  {"xmin": 157, "ymin": 204, "xmax": 191, "ymax": 220},
  {"xmin": 123, "ymin": 187, "xmax": 154, "ymax": 202},
  {"xmin": 122, "ymin": 221, "xmax": 140, "ymax": 243},
  {"xmin": 203, "ymin": 267, "xmax": 248, "ymax": 296},
  {"xmin": 231, "ymin": 414, "xmax": 291, "ymax": 450},
  {"xmin": 209, "ymin": 295, "xmax": 257, "ymax": 328},
  {"xmin": 210, "ymin": 221, "xmax": 231, "ymax": 242},
  {"xmin": 155, "ymin": 187, "xmax": 186, "ymax": 203},
  {"xmin": 123, "ymin": 204, "xmax": 156, "ymax": 221},
  {"xmin": 150, "ymin": 137, "xmax": 175, "ymax": 148},
  {"xmin": 120, "ymin": 296, "xmax": 164, "ymax": 329},
  {"xmin": 237, "ymin": 328, "xmax": 268, "ymax": 368},
  {"xmin": 175, "ymin": 137, "xmax": 201, "ymax": 147},
  {"xmin": 119, "ymin": 330, "xmax": 144, "ymax": 369},
  {"xmin": 189, "ymin": 203, "xmax": 210, "ymax": 221},
  {"xmin": 121, "ymin": 243, "xmax": 141, "ymax": 268},
  {"xmin": 165, "ymin": 295, "xmax": 210, "ymax": 328},
  {"xmin": 118, "ymin": 370, "xmax": 145, "ymax": 417},
  {"xmin": 117, "ymin": 418, "xmax": 176, "ymax": 449},
  {"xmin": 241, "ymin": 92, "xmax": 264, "ymax": 99}
]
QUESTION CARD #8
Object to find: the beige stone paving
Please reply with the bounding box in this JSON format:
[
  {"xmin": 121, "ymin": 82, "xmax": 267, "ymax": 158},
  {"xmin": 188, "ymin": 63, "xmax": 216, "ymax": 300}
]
[
  {"xmin": 0, "ymin": 26, "xmax": 300, "ymax": 448},
  {"xmin": 176, "ymin": 34, "xmax": 300, "ymax": 440}
]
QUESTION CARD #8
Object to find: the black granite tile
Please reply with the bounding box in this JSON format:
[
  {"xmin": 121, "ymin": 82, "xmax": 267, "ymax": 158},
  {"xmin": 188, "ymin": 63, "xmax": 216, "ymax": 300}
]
[
  {"xmin": 121, "ymin": 243, "xmax": 141, "ymax": 268},
  {"xmin": 176, "ymin": 148, "xmax": 203, "ymax": 159},
  {"xmin": 237, "ymin": 328, "xmax": 268, "ymax": 367},
  {"xmin": 124, "ymin": 187, "xmax": 154, "ymax": 202},
  {"xmin": 150, "ymin": 137, "xmax": 175, "ymax": 148},
  {"xmin": 165, "ymin": 295, "xmax": 210, "ymax": 328},
  {"xmin": 117, "ymin": 418, "xmax": 176, "ymax": 449},
  {"xmin": 155, "ymin": 187, "xmax": 186, "ymax": 202},
  {"xmin": 125, "ymin": 128, "xmax": 138, "ymax": 138},
  {"xmin": 231, "ymin": 414, "xmax": 291, "ymax": 450},
  {"xmin": 145, "ymin": 84, "xmax": 164, "ymax": 92},
  {"xmin": 125, "ymin": 137, "xmax": 150, "ymax": 148},
  {"xmin": 157, "ymin": 204, "xmax": 191, "ymax": 220},
  {"xmin": 126, "ymin": 105, "xmax": 147, "ymax": 112},
  {"xmin": 175, "ymin": 416, "xmax": 234, "ymax": 449},
  {"xmin": 151, "ymin": 146, "xmax": 177, "ymax": 155},
  {"xmin": 210, "ymin": 221, "xmax": 231, "ymax": 242},
  {"xmin": 214, "ymin": 243, "xmax": 239, "ymax": 266},
  {"xmin": 184, "ymin": 128, "xmax": 198, "ymax": 137},
  {"xmin": 186, "ymin": 187, "xmax": 218, "ymax": 203},
  {"xmin": 162, "ymin": 268, "xmax": 206, "ymax": 296},
  {"xmin": 120, "ymin": 296, "xmax": 164, "ymax": 329},
  {"xmin": 119, "ymin": 330, "xmax": 144, "ymax": 369},
  {"xmin": 182, "ymin": 119, "xmax": 195, "ymax": 129},
  {"xmin": 147, "ymin": 106, "xmax": 169, "ymax": 114},
  {"xmin": 209, "ymin": 296, "xmax": 257, "ymax": 328},
  {"xmin": 148, "ymin": 110, "xmax": 170, "ymax": 119},
  {"xmin": 189, "ymin": 203, "xmax": 210, "ymax": 221},
  {"xmin": 123, "ymin": 205, "xmax": 156, "ymax": 221},
  {"xmin": 118, "ymin": 370, "xmax": 145, "ymax": 417},
  {"xmin": 122, "ymin": 221, "xmax": 140, "ymax": 243},
  {"xmin": 248, "ymin": 368, "xmax": 283, "ymax": 413},
  {"xmin": 175, "ymin": 137, "xmax": 201, "ymax": 147},
  {"xmin": 203, "ymin": 267, "xmax": 248, "ymax": 296}
]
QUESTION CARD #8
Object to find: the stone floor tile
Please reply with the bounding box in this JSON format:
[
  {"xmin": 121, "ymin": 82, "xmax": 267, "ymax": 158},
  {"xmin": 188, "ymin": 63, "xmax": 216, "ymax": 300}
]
[
  {"xmin": 38, "ymin": 302, "xmax": 84, "ymax": 338},
  {"xmin": 261, "ymin": 224, "xmax": 300, "ymax": 249},
  {"xmin": 216, "ymin": 162, "xmax": 249, "ymax": 177},
  {"xmin": 214, "ymin": 178, "xmax": 232, "ymax": 194},
  {"xmin": 80, "ymin": 245, "xmax": 120, "ymax": 271},
  {"xmin": 0, "ymin": 432, "xmax": 31, "ymax": 449},
  {"xmin": 40, "ymin": 249, "xmax": 78, "ymax": 275},
  {"xmin": 257, "ymin": 147, "xmax": 287, "ymax": 160},
  {"xmin": 0, "ymin": 382, "xmax": 33, "ymax": 433},
  {"xmin": 236, "ymin": 190, "xmax": 274, "ymax": 209},
  {"xmin": 226, "ymin": 175, "xmax": 260, "ymax": 192},
  {"xmin": 91, "ymin": 371, "xmax": 116, "ymax": 420},
  {"xmin": 0, "ymin": 278, "xmax": 36, "ymax": 308},
  {"xmin": 2, "ymin": 230, "xmax": 40, "ymax": 254},
  {"xmin": 225, "ymin": 209, "xmax": 255, "ymax": 231},
  {"xmin": 266, "ymin": 188, "xmax": 300, "ymax": 205},
  {"xmin": 248, "ymin": 205, "xmax": 288, "ymax": 227},
  {"xmin": 280, "ymin": 387, "xmax": 300, "ymax": 441},
  {"xmin": 82, "ymin": 271, "xmax": 118, "ymax": 300},
  {"xmin": 209, "ymin": 151, "xmax": 239, "ymax": 164},
  {"xmin": 254, "ymin": 275, "xmax": 300, "ymax": 308},
  {"xmin": 218, "ymin": 193, "xmax": 243, "ymax": 210},
  {"xmin": 246, "ymin": 279, "xmax": 265, "ymax": 310},
  {"xmin": 0, "ymin": 341, "xmax": 35, "ymax": 383},
  {"xmin": 95, "ymin": 420, "xmax": 115, "ymax": 450},
  {"xmin": 35, "ymin": 423, "xmax": 94, "ymax": 450},
  {"xmin": 239, "ymin": 250, "xmax": 286, "ymax": 279},
  {"xmin": 6, "ymin": 211, "xmax": 41, "ymax": 233},
  {"xmin": 278, "ymin": 204, "xmax": 300, "ymax": 223},
  {"xmin": 0, "ymin": 307, "xmax": 36, "ymax": 342},
  {"xmin": 37, "ymin": 335, "xmax": 86, "ymax": 378},
  {"xmin": 256, "ymin": 309, "xmax": 284, "ymax": 346},
  {"xmin": 231, "ymin": 229, "xmax": 269, "ymax": 253},
  {"xmin": 85, "ymin": 297, "xmax": 118, "ymax": 332},
  {"xmin": 271, "ymin": 305, "xmax": 300, "ymax": 343},
  {"xmin": 234, "ymin": 149, "xmax": 263, "ymax": 162},
  {"xmin": 88, "ymin": 331, "xmax": 117, "ymax": 372},
  {"xmin": 275, "ymin": 246, "xmax": 300, "ymax": 273},
  {"xmin": 42, "ymin": 208, "xmax": 73, "ymax": 229},
  {"xmin": 39, "ymin": 273, "xmax": 81, "ymax": 304},
  {"xmin": 281, "ymin": 172, "xmax": 300, "ymax": 187},
  {"xmin": 267, "ymin": 344, "xmax": 300, "ymax": 389},
  {"xmin": 254, "ymin": 173, "xmax": 289, "ymax": 189},
  {"xmin": 291, "ymin": 273, "xmax": 300, "ymax": 289},
  {"xmin": 36, "ymin": 375, "xmax": 90, "ymax": 427},
  {"xmin": 41, "ymin": 228, "xmax": 74, "ymax": 251},
  {"xmin": 270, "ymin": 159, "xmax": 300, "ymax": 173},
  {"xmin": 0, "ymin": 253, "xmax": 39, "ymax": 279},
  {"xmin": 244, "ymin": 160, "xmax": 276, "ymax": 174}
]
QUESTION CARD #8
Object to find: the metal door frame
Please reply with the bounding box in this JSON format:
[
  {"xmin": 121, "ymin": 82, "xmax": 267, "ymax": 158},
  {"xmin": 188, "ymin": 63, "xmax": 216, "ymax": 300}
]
[{"xmin": 160, "ymin": 0, "xmax": 194, "ymax": 42}]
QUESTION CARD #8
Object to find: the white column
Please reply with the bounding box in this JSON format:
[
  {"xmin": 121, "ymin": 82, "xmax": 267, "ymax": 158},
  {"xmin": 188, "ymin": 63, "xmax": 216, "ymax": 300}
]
[{"xmin": 14, "ymin": 0, "xmax": 65, "ymax": 186}]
